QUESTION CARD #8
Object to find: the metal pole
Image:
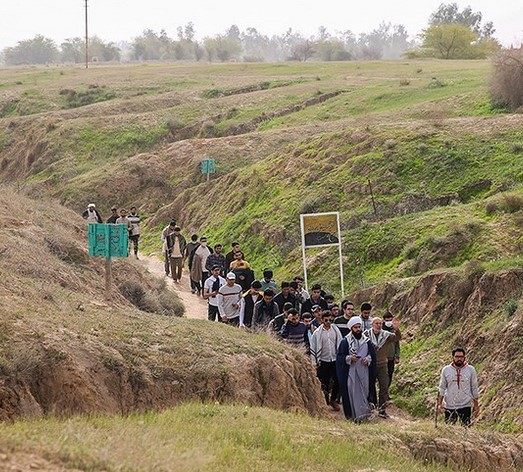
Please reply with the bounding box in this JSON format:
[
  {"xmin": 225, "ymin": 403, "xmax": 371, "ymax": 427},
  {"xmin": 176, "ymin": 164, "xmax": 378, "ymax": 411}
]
[
  {"xmin": 104, "ymin": 224, "xmax": 112, "ymax": 300},
  {"xmin": 300, "ymin": 215, "xmax": 308, "ymax": 292},
  {"xmin": 105, "ymin": 256, "xmax": 112, "ymax": 300},
  {"xmin": 336, "ymin": 212, "xmax": 345, "ymax": 298},
  {"xmin": 85, "ymin": 0, "xmax": 89, "ymax": 69}
]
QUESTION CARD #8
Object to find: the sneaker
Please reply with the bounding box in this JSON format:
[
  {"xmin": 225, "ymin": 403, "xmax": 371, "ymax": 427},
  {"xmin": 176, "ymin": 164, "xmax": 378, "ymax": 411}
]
[
  {"xmin": 378, "ymin": 410, "xmax": 390, "ymax": 419},
  {"xmin": 191, "ymin": 289, "xmax": 196, "ymax": 294}
]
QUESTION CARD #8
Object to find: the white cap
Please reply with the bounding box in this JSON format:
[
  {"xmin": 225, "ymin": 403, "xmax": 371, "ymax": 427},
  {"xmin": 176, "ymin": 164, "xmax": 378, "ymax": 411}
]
[
  {"xmin": 226, "ymin": 272, "xmax": 236, "ymax": 280},
  {"xmin": 88, "ymin": 203, "xmax": 96, "ymax": 208}
]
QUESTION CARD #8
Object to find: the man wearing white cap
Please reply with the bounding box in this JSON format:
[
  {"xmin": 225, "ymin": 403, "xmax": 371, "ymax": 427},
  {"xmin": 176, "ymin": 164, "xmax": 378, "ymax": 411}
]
[
  {"xmin": 217, "ymin": 272, "xmax": 243, "ymax": 326},
  {"xmin": 336, "ymin": 316, "xmax": 377, "ymax": 422},
  {"xmin": 82, "ymin": 203, "xmax": 102, "ymax": 223}
]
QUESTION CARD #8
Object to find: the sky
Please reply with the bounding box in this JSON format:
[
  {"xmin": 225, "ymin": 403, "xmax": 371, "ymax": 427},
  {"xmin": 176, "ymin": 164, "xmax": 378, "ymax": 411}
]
[{"xmin": 1, "ymin": 0, "xmax": 522, "ymax": 50}]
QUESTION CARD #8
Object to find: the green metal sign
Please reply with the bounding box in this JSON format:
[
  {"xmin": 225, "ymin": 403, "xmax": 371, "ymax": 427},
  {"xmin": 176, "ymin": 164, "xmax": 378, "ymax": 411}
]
[
  {"xmin": 88, "ymin": 224, "xmax": 129, "ymax": 258},
  {"xmin": 201, "ymin": 158, "xmax": 216, "ymax": 174}
]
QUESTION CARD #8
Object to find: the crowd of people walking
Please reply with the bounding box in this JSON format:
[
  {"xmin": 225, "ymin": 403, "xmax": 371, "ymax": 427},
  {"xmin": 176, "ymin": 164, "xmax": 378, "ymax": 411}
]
[{"xmin": 82, "ymin": 206, "xmax": 480, "ymax": 426}]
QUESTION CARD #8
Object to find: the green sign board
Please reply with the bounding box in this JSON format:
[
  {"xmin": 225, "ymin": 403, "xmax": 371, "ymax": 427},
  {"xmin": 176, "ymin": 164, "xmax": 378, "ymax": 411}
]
[
  {"xmin": 88, "ymin": 224, "xmax": 129, "ymax": 258},
  {"xmin": 201, "ymin": 158, "xmax": 216, "ymax": 174}
]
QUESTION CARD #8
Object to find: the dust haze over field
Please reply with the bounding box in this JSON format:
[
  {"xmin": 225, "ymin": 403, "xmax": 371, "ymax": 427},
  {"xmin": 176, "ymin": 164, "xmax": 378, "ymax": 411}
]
[{"xmin": 2, "ymin": 56, "xmax": 523, "ymax": 470}]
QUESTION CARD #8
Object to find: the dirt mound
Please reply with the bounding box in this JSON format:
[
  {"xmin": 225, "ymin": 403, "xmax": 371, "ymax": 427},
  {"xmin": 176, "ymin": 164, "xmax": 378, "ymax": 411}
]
[{"xmin": 0, "ymin": 186, "xmax": 326, "ymax": 421}]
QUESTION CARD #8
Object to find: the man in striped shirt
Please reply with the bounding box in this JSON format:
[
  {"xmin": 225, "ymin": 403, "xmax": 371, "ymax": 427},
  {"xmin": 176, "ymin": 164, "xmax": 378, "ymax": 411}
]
[{"xmin": 217, "ymin": 273, "xmax": 243, "ymax": 326}]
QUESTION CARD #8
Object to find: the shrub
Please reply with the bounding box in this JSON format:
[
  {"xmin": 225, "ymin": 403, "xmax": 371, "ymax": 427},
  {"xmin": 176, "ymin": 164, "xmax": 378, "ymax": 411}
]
[
  {"xmin": 505, "ymin": 299, "xmax": 518, "ymax": 317},
  {"xmin": 490, "ymin": 49, "xmax": 523, "ymax": 112},
  {"xmin": 384, "ymin": 139, "xmax": 397, "ymax": 149},
  {"xmin": 427, "ymin": 78, "xmax": 447, "ymax": 89},
  {"xmin": 399, "ymin": 79, "xmax": 411, "ymax": 86},
  {"xmin": 511, "ymin": 143, "xmax": 523, "ymax": 153},
  {"xmin": 485, "ymin": 193, "xmax": 523, "ymax": 215}
]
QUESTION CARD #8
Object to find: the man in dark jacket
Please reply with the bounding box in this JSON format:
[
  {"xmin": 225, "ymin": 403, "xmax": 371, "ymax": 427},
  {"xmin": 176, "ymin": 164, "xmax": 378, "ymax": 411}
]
[
  {"xmin": 240, "ymin": 280, "xmax": 263, "ymax": 328},
  {"xmin": 106, "ymin": 206, "xmax": 119, "ymax": 224},
  {"xmin": 273, "ymin": 281, "xmax": 299, "ymax": 312},
  {"xmin": 301, "ymin": 284, "xmax": 328, "ymax": 315},
  {"xmin": 252, "ymin": 289, "xmax": 280, "ymax": 331}
]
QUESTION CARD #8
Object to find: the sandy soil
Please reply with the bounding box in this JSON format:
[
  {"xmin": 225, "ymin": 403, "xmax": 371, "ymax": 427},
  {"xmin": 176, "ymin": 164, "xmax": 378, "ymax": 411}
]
[{"xmin": 140, "ymin": 255, "xmax": 208, "ymax": 320}]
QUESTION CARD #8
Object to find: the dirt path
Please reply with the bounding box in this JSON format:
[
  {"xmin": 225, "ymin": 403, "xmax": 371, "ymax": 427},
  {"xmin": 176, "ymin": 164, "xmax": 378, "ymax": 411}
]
[{"xmin": 140, "ymin": 255, "xmax": 207, "ymax": 320}]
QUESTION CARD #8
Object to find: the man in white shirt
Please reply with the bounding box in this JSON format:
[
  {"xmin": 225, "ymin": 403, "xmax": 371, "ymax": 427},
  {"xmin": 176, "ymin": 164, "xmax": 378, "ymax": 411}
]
[
  {"xmin": 203, "ymin": 266, "xmax": 226, "ymax": 322},
  {"xmin": 217, "ymin": 273, "xmax": 243, "ymax": 326},
  {"xmin": 437, "ymin": 347, "xmax": 479, "ymax": 426},
  {"xmin": 310, "ymin": 310, "xmax": 343, "ymax": 411}
]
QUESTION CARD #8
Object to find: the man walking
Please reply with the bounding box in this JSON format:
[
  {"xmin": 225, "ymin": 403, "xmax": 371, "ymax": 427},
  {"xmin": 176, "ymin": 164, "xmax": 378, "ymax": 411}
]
[
  {"xmin": 364, "ymin": 317, "xmax": 401, "ymax": 418},
  {"xmin": 273, "ymin": 281, "xmax": 298, "ymax": 312},
  {"xmin": 217, "ymin": 273, "xmax": 243, "ymax": 326},
  {"xmin": 310, "ymin": 311, "xmax": 343, "ymax": 411},
  {"xmin": 336, "ymin": 317, "xmax": 377, "ymax": 422},
  {"xmin": 382, "ymin": 311, "xmax": 400, "ymax": 387},
  {"xmin": 184, "ymin": 234, "xmax": 199, "ymax": 293},
  {"xmin": 225, "ymin": 242, "xmax": 241, "ymax": 272},
  {"xmin": 334, "ymin": 300, "xmax": 356, "ymax": 337},
  {"xmin": 206, "ymin": 244, "xmax": 226, "ymax": 276},
  {"xmin": 167, "ymin": 226, "xmax": 186, "ymax": 283},
  {"xmin": 203, "ymin": 265, "xmax": 226, "ymax": 322},
  {"xmin": 189, "ymin": 236, "xmax": 213, "ymax": 295},
  {"xmin": 252, "ymin": 289, "xmax": 280, "ymax": 331},
  {"xmin": 128, "ymin": 206, "xmax": 141, "ymax": 259},
  {"xmin": 162, "ymin": 221, "xmax": 176, "ymax": 276},
  {"xmin": 437, "ymin": 348, "xmax": 479, "ymax": 426},
  {"xmin": 359, "ymin": 302, "xmax": 374, "ymax": 331},
  {"xmin": 106, "ymin": 206, "xmax": 119, "ymax": 224},
  {"xmin": 82, "ymin": 203, "xmax": 102, "ymax": 223},
  {"xmin": 301, "ymin": 284, "xmax": 328, "ymax": 315},
  {"xmin": 239, "ymin": 280, "xmax": 263, "ymax": 328}
]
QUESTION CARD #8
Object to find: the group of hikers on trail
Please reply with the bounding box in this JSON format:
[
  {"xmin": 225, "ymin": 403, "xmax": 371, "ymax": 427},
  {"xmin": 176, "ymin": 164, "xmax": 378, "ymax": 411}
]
[
  {"xmin": 82, "ymin": 203, "xmax": 141, "ymax": 259},
  {"xmin": 82, "ymin": 208, "xmax": 480, "ymax": 426},
  {"xmin": 160, "ymin": 224, "xmax": 480, "ymax": 426}
]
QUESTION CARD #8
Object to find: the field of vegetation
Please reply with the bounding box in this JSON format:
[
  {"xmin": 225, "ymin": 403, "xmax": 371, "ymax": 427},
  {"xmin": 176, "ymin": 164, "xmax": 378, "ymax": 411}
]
[{"xmin": 2, "ymin": 59, "xmax": 523, "ymax": 445}]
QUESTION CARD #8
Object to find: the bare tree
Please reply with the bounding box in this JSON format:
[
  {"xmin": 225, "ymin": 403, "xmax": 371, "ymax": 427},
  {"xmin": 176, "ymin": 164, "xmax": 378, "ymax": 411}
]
[{"xmin": 490, "ymin": 49, "xmax": 523, "ymax": 111}]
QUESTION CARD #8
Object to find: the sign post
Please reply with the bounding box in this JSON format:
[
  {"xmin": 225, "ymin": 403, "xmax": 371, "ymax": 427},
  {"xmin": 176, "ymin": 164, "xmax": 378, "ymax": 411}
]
[
  {"xmin": 300, "ymin": 212, "xmax": 344, "ymax": 298},
  {"xmin": 88, "ymin": 224, "xmax": 129, "ymax": 300},
  {"xmin": 201, "ymin": 158, "xmax": 216, "ymax": 182}
]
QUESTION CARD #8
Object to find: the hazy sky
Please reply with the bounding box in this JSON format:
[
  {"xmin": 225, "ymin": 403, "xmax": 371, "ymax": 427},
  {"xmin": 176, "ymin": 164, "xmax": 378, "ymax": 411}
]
[{"xmin": 1, "ymin": 0, "xmax": 522, "ymax": 50}]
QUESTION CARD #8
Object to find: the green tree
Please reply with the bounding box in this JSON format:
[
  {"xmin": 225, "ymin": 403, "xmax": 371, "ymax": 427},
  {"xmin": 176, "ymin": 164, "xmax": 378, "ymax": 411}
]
[
  {"xmin": 421, "ymin": 23, "xmax": 478, "ymax": 59},
  {"xmin": 3, "ymin": 35, "xmax": 58, "ymax": 65},
  {"xmin": 60, "ymin": 37, "xmax": 84, "ymax": 63}
]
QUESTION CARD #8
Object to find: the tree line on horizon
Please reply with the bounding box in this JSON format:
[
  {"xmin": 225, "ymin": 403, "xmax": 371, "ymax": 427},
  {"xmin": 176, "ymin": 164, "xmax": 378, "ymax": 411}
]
[{"xmin": 0, "ymin": 4, "xmax": 509, "ymax": 66}]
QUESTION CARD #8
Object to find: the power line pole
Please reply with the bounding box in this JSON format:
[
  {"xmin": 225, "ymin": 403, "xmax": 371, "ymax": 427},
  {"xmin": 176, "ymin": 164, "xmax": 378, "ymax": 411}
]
[{"xmin": 84, "ymin": 0, "xmax": 89, "ymax": 69}]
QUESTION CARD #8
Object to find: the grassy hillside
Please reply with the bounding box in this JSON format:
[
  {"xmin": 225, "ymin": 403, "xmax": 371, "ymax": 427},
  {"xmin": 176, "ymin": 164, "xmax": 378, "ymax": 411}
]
[
  {"xmin": 2, "ymin": 60, "xmax": 523, "ymax": 431},
  {"xmin": 3, "ymin": 59, "xmax": 521, "ymax": 292}
]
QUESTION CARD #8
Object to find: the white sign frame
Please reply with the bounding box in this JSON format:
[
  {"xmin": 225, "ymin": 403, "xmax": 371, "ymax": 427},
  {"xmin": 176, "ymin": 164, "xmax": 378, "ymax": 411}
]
[{"xmin": 300, "ymin": 211, "xmax": 345, "ymax": 298}]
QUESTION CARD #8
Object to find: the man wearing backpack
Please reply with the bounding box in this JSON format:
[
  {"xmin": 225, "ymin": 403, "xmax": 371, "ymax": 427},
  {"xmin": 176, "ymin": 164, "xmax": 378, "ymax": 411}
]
[{"xmin": 203, "ymin": 265, "xmax": 226, "ymax": 322}]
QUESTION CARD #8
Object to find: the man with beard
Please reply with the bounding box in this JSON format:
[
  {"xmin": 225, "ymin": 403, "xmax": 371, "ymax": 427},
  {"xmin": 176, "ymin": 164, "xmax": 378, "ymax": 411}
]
[
  {"xmin": 310, "ymin": 311, "xmax": 343, "ymax": 411},
  {"xmin": 336, "ymin": 317, "xmax": 377, "ymax": 422},
  {"xmin": 252, "ymin": 289, "xmax": 280, "ymax": 331},
  {"xmin": 437, "ymin": 348, "xmax": 479, "ymax": 426},
  {"xmin": 382, "ymin": 311, "xmax": 401, "ymax": 387},
  {"xmin": 365, "ymin": 317, "xmax": 401, "ymax": 419},
  {"xmin": 239, "ymin": 280, "xmax": 263, "ymax": 328}
]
